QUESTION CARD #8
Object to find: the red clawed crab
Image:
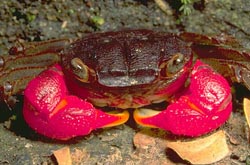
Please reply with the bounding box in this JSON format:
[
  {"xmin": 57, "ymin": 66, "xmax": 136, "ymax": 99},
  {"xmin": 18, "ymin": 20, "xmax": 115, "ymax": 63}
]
[{"xmin": 1, "ymin": 29, "xmax": 250, "ymax": 140}]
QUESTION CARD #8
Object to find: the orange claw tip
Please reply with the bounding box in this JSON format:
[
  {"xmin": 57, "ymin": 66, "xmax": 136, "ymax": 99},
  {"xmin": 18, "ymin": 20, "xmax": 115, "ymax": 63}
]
[
  {"xmin": 94, "ymin": 110, "xmax": 130, "ymax": 129},
  {"xmin": 133, "ymin": 108, "xmax": 163, "ymax": 128}
]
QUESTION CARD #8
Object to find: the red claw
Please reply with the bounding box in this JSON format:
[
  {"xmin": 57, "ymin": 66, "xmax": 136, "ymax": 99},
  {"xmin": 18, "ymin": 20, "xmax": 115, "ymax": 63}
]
[
  {"xmin": 23, "ymin": 64, "xmax": 129, "ymax": 140},
  {"xmin": 134, "ymin": 60, "xmax": 232, "ymax": 137}
]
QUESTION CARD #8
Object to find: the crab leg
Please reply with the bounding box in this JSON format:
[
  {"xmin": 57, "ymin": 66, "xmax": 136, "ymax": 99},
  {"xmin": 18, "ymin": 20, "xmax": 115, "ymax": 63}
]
[
  {"xmin": 0, "ymin": 39, "xmax": 70, "ymax": 105},
  {"xmin": 23, "ymin": 64, "xmax": 129, "ymax": 140},
  {"xmin": 180, "ymin": 32, "xmax": 250, "ymax": 90},
  {"xmin": 134, "ymin": 60, "xmax": 232, "ymax": 137},
  {"xmin": 190, "ymin": 44, "xmax": 250, "ymax": 90}
]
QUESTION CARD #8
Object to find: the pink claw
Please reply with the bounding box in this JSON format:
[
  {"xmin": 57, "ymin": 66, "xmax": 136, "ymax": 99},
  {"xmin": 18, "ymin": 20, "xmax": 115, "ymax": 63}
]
[
  {"xmin": 23, "ymin": 64, "xmax": 129, "ymax": 140},
  {"xmin": 134, "ymin": 60, "xmax": 232, "ymax": 137}
]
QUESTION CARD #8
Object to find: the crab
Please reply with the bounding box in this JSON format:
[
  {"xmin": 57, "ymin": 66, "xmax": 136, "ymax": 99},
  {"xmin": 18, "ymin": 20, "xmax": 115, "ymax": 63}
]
[{"xmin": 0, "ymin": 29, "xmax": 250, "ymax": 140}]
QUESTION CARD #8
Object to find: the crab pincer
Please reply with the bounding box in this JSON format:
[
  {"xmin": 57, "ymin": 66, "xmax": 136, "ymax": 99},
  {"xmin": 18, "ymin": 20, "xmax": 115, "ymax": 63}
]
[
  {"xmin": 134, "ymin": 60, "xmax": 232, "ymax": 137},
  {"xmin": 23, "ymin": 64, "xmax": 129, "ymax": 140}
]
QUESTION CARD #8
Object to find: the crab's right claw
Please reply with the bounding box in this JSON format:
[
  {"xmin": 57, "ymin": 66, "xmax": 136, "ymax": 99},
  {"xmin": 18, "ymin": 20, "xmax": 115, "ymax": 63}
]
[
  {"xmin": 23, "ymin": 64, "xmax": 129, "ymax": 140},
  {"xmin": 134, "ymin": 60, "xmax": 232, "ymax": 137}
]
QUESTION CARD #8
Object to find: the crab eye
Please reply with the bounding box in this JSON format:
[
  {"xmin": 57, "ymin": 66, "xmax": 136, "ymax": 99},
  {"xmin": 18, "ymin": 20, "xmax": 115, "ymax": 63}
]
[
  {"xmin": 161, "ymin": 53, "xmax": 185, "ymax": 77},
  {"xmin": 71, "ymin": 58, "xmax": 89, "ymax": 82}
]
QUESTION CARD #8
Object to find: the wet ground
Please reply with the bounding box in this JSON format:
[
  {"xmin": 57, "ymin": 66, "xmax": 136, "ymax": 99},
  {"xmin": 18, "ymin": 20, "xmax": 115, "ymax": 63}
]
[{"xmin": 0, "ymin": 0, "xmax": 250, "ymax": 164}]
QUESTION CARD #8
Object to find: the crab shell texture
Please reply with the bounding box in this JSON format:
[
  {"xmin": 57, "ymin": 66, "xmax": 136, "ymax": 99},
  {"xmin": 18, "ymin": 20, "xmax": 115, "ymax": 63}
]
[{"xmin": 61, "ymin": 29, "xmax": 193, "ymax": 109}]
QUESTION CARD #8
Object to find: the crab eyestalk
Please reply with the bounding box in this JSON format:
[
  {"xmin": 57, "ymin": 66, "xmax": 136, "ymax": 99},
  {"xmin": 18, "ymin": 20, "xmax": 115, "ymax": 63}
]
[{"xmin": 134, "ymin": 60, "xmax": 232, "ymax": 137}]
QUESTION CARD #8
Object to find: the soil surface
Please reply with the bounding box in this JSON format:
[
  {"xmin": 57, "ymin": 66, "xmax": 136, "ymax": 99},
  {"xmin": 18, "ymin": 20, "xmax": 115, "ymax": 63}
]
[{"xmin": 0, "ymin": 0, "xmax": 250, "ymax": 164}]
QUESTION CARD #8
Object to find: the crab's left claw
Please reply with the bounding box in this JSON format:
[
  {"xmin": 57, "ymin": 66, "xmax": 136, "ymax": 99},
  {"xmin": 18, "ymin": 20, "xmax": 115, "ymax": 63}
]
[
  {"xmin": 134, "ymin": 60, "xmax": 232, "ymax": 137},
  {"xmin": 23, "ymin": 64, "xmax": 129, "ymax": 140}
]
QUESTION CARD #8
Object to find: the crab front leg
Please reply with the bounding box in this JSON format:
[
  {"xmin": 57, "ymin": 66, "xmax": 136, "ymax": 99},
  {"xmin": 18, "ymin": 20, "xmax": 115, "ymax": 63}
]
[
  {"xmin": 134, "ymin": 60, "xmax": 232, "ymax": 137},
  {"xmin": 23, "ymin": 64, "xmax": 129, "ymax": 140}
]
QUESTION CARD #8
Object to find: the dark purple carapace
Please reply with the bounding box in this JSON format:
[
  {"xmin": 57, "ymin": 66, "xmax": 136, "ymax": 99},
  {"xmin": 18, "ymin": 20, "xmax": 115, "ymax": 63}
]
[
  {"xmin": 61, "ymin": 29, "xmax": 192, "ymax": 87},
  {"xmin": 60, "ymin": 29, "xmax": 193, "ymax": 108}
]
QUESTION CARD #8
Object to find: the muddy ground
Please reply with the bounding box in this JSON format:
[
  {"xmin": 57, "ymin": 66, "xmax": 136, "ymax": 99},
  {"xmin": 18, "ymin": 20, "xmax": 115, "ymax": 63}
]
[{"xmin": 0, "ymin": 0, "xmax": 250, "ymax": 164}]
